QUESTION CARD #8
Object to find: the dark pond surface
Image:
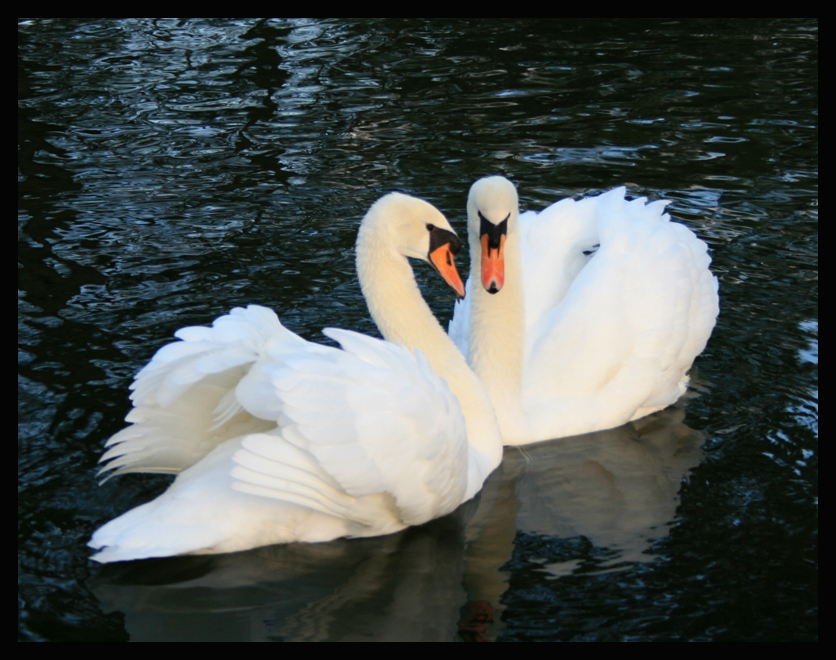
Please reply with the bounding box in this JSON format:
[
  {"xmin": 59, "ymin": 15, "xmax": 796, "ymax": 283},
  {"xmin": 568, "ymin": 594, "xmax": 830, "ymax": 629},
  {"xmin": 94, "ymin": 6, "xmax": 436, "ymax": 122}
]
[{"xmin": 19, "ymin": 18, "xmax": 817, "ymax": 641}]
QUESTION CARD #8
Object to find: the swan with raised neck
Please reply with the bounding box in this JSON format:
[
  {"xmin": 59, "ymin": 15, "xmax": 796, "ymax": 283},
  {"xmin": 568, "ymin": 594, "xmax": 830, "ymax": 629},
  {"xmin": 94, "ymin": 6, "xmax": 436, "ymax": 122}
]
[
  {"xmin": 88, "ymin": 192, "xmax": 503, "ymax": 562},
  {"xmin": 451, "ymin": 175, "xmax": 719, "ymax": 445},
  {"xmin": 357, "ymin": 192, "xmax": 502, "ymax": 497}
]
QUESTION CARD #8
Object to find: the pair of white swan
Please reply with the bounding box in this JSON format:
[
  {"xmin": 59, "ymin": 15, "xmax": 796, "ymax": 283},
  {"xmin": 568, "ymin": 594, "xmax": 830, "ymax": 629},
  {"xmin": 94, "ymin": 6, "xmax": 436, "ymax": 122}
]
[{"xmin": 89, "ymin": 177, "xmax": 718, "ymax": 562}]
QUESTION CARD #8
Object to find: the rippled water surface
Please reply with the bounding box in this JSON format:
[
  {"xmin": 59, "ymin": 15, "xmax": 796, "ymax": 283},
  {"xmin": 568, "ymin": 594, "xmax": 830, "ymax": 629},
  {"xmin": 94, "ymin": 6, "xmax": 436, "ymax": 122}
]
[{"xmin": 19, "ymin": 18, "xmax": 817, "ymax": 641}]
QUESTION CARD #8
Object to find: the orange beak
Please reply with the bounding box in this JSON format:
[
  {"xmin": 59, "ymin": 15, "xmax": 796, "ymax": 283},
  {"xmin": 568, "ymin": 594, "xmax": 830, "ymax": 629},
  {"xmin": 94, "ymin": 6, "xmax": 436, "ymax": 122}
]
[
  {"xmin": 481, "ymin": 232, "xmax": 505, "ymax": 294},
  {"xmin": 429, "ymin": 242, "xmax": 466, "ymax": 298}
]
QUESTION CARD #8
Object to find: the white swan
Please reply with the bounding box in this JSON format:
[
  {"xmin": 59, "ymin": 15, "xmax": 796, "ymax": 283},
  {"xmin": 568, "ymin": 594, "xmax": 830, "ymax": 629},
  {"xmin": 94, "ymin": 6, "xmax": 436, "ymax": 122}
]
[
  {"xmin": 448, "ymin": 176, "xmax": 719, "ymax": 445},
  {"xmin": 89, "ymin": 192, "xmax": 502, "ymax": 563}
]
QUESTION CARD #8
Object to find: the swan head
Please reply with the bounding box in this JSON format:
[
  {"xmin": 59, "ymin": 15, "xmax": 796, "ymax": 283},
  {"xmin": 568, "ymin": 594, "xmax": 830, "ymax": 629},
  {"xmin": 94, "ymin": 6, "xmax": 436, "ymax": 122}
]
[
  {"xmin": 357, "ymin": 192, "xmax": 466, "ymax": 297},
  {"xmin": 467, "ymin": 176, "xmax": 519, "ymax": 294}
]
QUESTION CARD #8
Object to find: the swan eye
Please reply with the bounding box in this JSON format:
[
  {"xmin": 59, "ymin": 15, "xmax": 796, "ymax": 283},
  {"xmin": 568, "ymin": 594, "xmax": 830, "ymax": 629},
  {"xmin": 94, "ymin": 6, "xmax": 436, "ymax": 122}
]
[{"xmin": 426, "ymin": 223, "xmax": 435, "ymax": 231}]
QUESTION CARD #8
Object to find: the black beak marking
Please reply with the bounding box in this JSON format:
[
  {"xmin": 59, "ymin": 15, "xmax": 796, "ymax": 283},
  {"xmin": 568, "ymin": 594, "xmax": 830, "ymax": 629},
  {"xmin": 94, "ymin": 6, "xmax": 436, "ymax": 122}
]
[
  {"xmin": 428, "ymin": 224, "xmax": 462, "ymax": 259},
  {"xmin": 479, "ymin": 211, "xmax": 509, "ymax": 254}
]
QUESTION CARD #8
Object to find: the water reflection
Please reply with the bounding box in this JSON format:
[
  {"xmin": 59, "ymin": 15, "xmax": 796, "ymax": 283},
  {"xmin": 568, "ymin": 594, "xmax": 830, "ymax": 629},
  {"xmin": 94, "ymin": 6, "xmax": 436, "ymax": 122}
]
[{"xmin": 89, "ymin": 403, "xmax": 702, "ymax": 641}]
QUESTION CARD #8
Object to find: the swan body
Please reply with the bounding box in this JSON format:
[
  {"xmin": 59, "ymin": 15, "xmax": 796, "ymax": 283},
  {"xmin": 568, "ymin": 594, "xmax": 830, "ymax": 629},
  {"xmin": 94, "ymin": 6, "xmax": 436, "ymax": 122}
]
[
  {"xmin": 89, "ymin": 193, "xmax": 502, "ymax": 563},
  {"xmin": 449, "ymin": 176, "xmax": 719, "ymax": 445}
]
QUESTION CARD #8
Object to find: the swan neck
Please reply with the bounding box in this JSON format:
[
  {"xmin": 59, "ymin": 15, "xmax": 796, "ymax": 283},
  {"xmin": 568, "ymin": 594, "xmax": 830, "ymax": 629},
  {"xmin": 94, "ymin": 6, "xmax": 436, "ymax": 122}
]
[
  {"xmin": 356, "ymin": 219, "xmax": 502, "ymax": 498},
  {"xmin": 467, "ymin": 207, "xmax": 528, "ymax": 438}
]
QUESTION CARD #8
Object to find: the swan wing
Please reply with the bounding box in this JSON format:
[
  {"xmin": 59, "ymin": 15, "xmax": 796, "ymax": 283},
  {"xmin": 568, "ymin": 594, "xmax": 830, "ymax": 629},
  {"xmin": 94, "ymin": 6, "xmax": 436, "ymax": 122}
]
[
  {"xmin": 90, "ymin": 321, "xmax": 471, "ymax": 562},
  {"xmin": 97, "ymin": 305, "xmax": 297, "ymax": 481},
  {"xmin": 519, "ymin": 189, "xmax": 622, "ymax": 334},
  {"xmin": 521, "ymin": 191, "xmax": 719, "ymax": 437},
  {"xmin": 230, "ymin": 327, "xmax": 470, "ymax": 527}
]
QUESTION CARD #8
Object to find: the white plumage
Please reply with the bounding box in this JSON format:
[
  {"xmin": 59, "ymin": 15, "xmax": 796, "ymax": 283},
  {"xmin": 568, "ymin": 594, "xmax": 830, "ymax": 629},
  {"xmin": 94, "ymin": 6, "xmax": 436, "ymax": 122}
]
[
  {"xmin": 89, "ymin": 193, "xmax": 502, "ymax": 563},
  {"xmin": 449, "ymin": 176, "xmax": 719, "ymax": 445}
]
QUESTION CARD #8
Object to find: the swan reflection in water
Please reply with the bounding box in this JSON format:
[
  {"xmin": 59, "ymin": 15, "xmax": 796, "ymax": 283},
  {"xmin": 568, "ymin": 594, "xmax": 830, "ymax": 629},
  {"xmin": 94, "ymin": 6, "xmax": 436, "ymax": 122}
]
[{"xmin": 89, "ymin": 400, "xmax": 704, "ymax": 642}]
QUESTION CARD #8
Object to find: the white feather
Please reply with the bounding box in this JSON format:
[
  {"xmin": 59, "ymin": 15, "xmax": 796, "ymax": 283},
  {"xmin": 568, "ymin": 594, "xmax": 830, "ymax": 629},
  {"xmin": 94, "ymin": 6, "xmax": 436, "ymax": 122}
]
[
  {"xmin": 449, "ymin": 177, "xmax": 719, "ymax": 444},
  {"xmin": 89, "ymin": 193, "xmax": 502, "ymax": 563}
]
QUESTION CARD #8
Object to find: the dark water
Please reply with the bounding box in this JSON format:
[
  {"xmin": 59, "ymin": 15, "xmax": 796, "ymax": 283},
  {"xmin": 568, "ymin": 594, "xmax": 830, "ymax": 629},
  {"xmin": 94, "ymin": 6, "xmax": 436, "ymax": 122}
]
[{"xmin": 18, "ymin": 19, "xmax": 817, "ymax": 641}]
